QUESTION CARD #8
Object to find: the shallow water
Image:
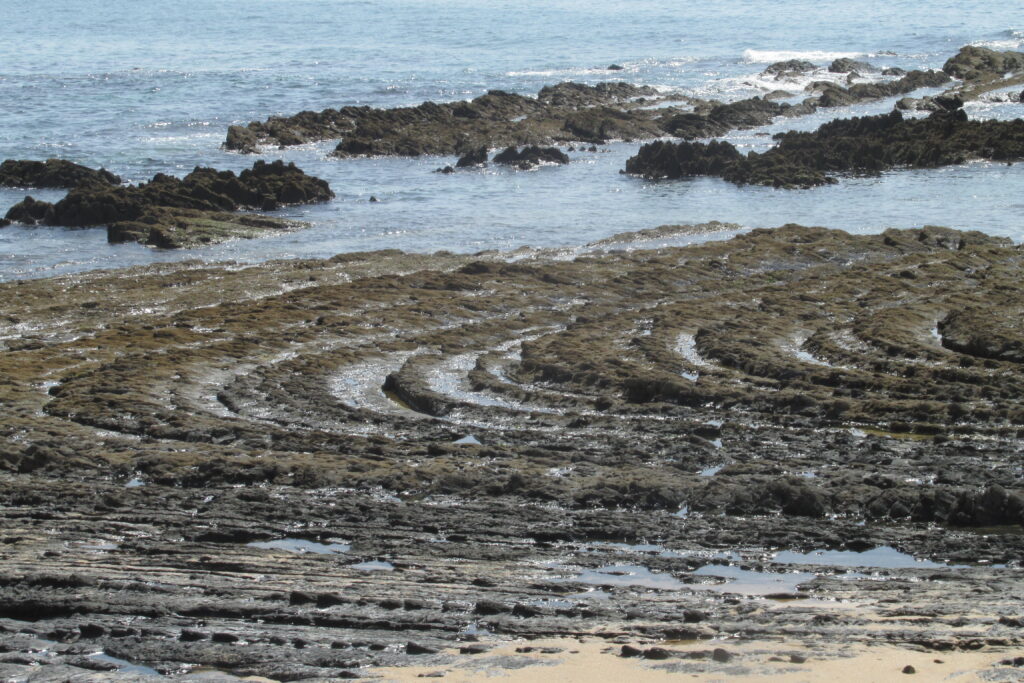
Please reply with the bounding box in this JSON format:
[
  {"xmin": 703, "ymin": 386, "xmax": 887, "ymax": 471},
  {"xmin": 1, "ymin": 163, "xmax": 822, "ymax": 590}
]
[
  {"xmin": 1, "ymin": 2, "xmax": 1023, "ymax": 280},
  {"xmin": 247, "ymin": 537, "xmax": 351, "ymax": 554},
  {"xmin": 773, "ymin": 546, "xmax": 966, "ymax": 569}
]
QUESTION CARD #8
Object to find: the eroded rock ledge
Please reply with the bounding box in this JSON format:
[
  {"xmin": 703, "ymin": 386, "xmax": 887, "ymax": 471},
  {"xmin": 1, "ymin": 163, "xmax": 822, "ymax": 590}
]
[
  {"xmin": 2, "ymin": 160, "xmax": 333, "ymax": 248},
  {"xmin": 223, "ymin": 66, "xmax": 950, "ymax": 157},
  {"xmin": 0, "ymin": 224, "xmax": 1022, "ymax": 679},
  {"xmin": 0, "ymin": 224, "xmax": 1022, "ymax": 678}
]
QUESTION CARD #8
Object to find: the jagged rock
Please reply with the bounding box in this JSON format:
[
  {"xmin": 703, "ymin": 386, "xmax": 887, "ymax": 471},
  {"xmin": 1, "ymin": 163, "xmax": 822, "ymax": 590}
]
[
  {"xmin": 0, "ymin": 159, "xmax": 120, "ymax": 189},
  {"xmin": 943, "ymin": 45, "xmax": 1024, "ymax": 82},
  {"xmin": 226, "ymin": 64, "xmax": 951, "ymax": 159},
  {"xmin": 829, "ymin": 58, "xmax": 875, "ymax": 73},
  {"xmin": 3, "ymin": 196, "xmax": 54, "ymax": 225},
  {"xmin": 626, "ymin": 108, "xmax": 1024, "ymax": 188},
  {"xmin": 455, "ymin": 146, "xmax": 488, "ymax": 168},
  {"xmin": 3, "ymin": 160, "xmax": 332, "ymax": 247},
  {"xmin": 492, "ymin": 145, "xmax": 569, "ymax": 169},
  {"xmin": 764, "ymin": 60, "xmax": 816, "ymax": 75}
]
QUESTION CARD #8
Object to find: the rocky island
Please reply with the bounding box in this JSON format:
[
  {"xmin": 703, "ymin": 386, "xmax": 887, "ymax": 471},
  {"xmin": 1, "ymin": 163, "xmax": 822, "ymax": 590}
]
[{"xmin": 2, "ymin": 160, "xmax": 332, "ymax": 248}]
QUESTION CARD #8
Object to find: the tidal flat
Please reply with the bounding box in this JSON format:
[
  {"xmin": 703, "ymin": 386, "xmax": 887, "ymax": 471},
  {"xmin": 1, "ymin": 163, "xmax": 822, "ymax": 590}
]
[{"xmin": 0, "ymin": 223, "xmax": 1021, "ymax": 680}]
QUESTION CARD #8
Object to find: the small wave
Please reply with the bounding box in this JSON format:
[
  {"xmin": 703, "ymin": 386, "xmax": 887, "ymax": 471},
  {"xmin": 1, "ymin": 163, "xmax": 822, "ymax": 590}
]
[
  {"xmin": 970, "ymin": 38, "xmax": 1024, "ymax": 51},
  {"xmin": 742, "ymin": 49, "xmax": 867, "ymax": 64},
  {"xmin": 507, "ymin": 67, "xmax": 616, "ymax": 77}
]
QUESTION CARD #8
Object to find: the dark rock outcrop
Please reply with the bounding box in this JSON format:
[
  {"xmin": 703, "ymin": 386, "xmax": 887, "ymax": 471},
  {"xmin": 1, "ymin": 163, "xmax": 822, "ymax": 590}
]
[
  {"xmin": 829, "ymin": 58, "xmax": 875, "ymax": 74},
  {"xmin": 0, "ymin": 159, "xmax": 120, "ymax": 189},
  {"xmin": 3, "ymin": 160, "xmax": 332, "ymax": 248},
  {"xmin": 492, "ymin": 146, "xmax": 569, "ymax": 169},
  {"xmin": 943, "ymin": 45, "xmax": 1024, "ymax": 82},
  {"xmin": 764, "ymin": 60, "xmax": 816, "ymax": 75},
  {"xmin": 455, "ymin": 147, "xmax": 489, "ymax": 168},
  {"xmin": 626, "ymin": 107, "xmax": 1024, "ymax": 188},
  {"xmin": 224, "ymin": 66, "xmax": 953, "ymax": 160}
]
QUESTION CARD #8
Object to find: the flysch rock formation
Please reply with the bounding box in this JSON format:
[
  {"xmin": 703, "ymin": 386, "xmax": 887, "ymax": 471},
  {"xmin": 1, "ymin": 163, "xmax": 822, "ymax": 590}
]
[{"xmin": 1, "ymin": 224, "xmax": 1022, "ymax": 679}]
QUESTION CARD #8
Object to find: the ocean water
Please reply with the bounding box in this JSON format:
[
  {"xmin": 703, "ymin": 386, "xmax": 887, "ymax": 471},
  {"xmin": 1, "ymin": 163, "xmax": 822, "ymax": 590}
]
[{"xmin": 1, "ymin": 0, "xmax": 1023, "ymax": 280}]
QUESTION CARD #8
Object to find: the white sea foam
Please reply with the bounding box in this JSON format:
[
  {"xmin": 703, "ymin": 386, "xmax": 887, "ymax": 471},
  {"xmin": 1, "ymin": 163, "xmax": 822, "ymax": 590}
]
[
  {"xmin": 742, "ymin": 49, "xmax": 868, "ymax": 64},
  {"xmin": 970, "ymin": 39, "xmax": 1024, "ymax": 50}
]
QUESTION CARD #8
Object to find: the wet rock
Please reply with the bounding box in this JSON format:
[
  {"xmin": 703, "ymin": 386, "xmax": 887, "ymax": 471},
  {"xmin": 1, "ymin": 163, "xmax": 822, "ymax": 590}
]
[
  {"xmin": 406, "ymin": 641, "xmax": 439, "ymax": 655},
  {"xmin": 607, "ymin": 64, "xmax": 625, "ymax": 71},
  {"xmin": 456, "ymin": 146, "xmax": 489, "ymax": 168},
  {"xmin": 0, "ymin": 158, "xmax": 120, "ymax": 189},
  {"xmin": 829, "ymin": 58, "xmax": 875, "ymax": 73},
  {"xmin": 2, "ymin": 196, "xmax": 53, "ymax": 225},
  {"xmin": 626, "ymin": 108, "xmax": 1024, "ymax": 188},
  {"xmin": 712, "ymin": 647, "xmax": 733, "ymax": 663},
  {"xmin": 902, "ymin": 664, "xmax": 916, "ymax": 674},
  {"xmin": 3, "ymin": 160, "xmax": 333, "ymax": 247},
  {"xmin": 764, "ymin": 60, "xmax": 816, "ymax": 75},
  {"xmin": 226, "ymin": 58, "xmax": 954, "ymax": 160},
  {"xmin": 474, "ymin": 600, "xmax": 511, "ymax": 615},
  {"xmin": 620, "ymin": 645, "xmax": 643, "ymax": 657},
  {"xmin": 942, "ymin": 45, "xmax": 1024, "ymax": 82},
  {"xmin": 492, "ymin": 145, "xmax": 569, "ymax": 169},
  {"xmin": 643, "ymin": 647, "xmax": 672, "ymax": 660}
]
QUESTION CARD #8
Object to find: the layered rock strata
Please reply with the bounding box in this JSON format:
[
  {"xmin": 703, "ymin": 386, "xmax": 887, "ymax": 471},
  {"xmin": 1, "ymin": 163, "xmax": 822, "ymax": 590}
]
[{"xmin": 0, "ymin": 224, "xmax": 1022, "ymax": 677}]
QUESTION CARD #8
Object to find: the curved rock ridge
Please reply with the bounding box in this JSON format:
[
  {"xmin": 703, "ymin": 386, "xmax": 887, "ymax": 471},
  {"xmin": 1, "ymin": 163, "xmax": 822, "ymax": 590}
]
[
  {"xmin": 0, "ymin": 158, "xmax": 121, "ymax": 189},
  {"xmin": 2, "ymin": 223, "xmax": 1021, "ymax": 521},
  {"xmin": 223, "ymin": 67, "xmax": 951, "ymax": 157},
  {"xmin": 1, "ymin": 224, "xmax": 1022, "ymax": 678},
  {"xmin": 2, "ymin": 160, "xmax": 333, "ymax": 248},
  {"xmin": 625, "ymin": 108, "xmax": 1024, "ymax": 188}
]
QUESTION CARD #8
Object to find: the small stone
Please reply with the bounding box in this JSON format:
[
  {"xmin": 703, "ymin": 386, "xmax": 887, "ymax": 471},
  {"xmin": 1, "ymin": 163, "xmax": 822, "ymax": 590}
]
[
  {"xmin": 713, "ymin": 648, "xmax": 733, "ymax": 663},
  {"xmin": 620, "ymin": 645, "xmax": 643, "ymax": 658},
  {"xmin": 790, "ymin": 654, "xmax": 807, "ymax": 664},
  {"xmin": 407, "ymin": 641, "xmax": 440, "ymax": 655},
  {"xmin": 643, "ymin": 647, "xmax": 672, "ymax": 660},
  {"xmin": 902, "ymin": 665, "xmax": 916, "ymax": 674}
]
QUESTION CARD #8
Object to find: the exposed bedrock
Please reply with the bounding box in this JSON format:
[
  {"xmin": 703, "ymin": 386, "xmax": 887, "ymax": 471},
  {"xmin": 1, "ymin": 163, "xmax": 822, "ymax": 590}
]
[
  {"xmin": 2, "ymin": 223, "xmax": 1021, "ymax": 524},
  {"xmin": 0, "ymin": 158, "xmax": 121, "ymax": 189},
  {"xmin": 492, "ymin": 145, "xmax": 570, "ymax": 169},
  {"xmin": 224, "ymin": 66, "xmax": 953, "ymax": 157},
  {"xmin": 625, "ymin": 108, "xmax": 1024, "ymax": 187},
  {"xmin": 943, "ymin": 45, "xmax": 1024, "ymax": 83},
  {"xmin": 1, "ymin": 224, "xmax": 1023, "ymax": 678},
  {"xmin": 2, "ymin": 160, "xmax": 333, "ymax": 248}
]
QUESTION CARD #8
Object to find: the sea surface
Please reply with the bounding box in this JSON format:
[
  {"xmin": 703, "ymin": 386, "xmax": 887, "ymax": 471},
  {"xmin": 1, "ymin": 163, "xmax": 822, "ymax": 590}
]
[{"xmin": 1, "ymin": 0, "xmax": 1023, "ymax": 281}]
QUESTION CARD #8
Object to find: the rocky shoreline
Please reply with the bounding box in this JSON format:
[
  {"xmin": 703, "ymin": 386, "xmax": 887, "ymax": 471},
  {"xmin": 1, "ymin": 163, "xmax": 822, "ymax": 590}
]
[{"xmin": 1, "ymin": 224, "xmax": 1021, "ymax": 680}]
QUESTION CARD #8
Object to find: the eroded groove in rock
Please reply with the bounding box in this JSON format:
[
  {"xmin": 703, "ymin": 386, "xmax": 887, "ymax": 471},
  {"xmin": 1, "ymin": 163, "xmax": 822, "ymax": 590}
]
[{"xmin": 1, "ymin": 224, "xmax": 1022, "ymax": 678}]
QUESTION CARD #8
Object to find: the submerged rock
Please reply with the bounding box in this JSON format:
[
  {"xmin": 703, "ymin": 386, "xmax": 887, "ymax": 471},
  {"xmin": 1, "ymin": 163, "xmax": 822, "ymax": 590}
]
[
  {"xmin": 0, "ymin": 158, "xmax": 120, "ymax": 189},
  {"xmin": 3, "ymin": 160, "xmax": 333, "ymax": 248}
]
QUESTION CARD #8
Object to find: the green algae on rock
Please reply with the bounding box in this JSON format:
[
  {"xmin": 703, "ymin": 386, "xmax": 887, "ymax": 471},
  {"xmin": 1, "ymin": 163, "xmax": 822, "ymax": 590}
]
[
  {"xmin": 2, "ymin": 159, "xmax": 333, "ymax": 248},
  {"xmin": 0, "ymin": 223, "xmax": 1022, "ymax": 679}
]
